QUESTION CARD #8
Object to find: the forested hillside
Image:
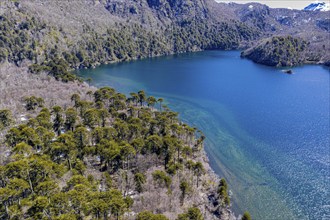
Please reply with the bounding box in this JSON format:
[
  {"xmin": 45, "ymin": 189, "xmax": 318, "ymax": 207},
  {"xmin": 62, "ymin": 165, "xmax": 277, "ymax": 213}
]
[
  {"xmin": 0, "ymin": 0, "xmax": 260, "ymax": 82},
  {"xmin": 241, "ymin": 36, "xmax": 310, "ymax": 67},
  {"xmin": 1, "ymin": 0, "xmax": 327, "ymax": 81},
  {"xmin": 0, "ymin": 82, "xmax": 237, "ymax": 219}
]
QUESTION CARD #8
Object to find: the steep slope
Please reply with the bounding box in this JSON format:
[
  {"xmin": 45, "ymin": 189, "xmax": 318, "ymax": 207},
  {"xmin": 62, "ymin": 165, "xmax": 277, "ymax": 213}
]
[
  {"xmin": 0, "ymin": 0, "xmax": 261, "ymax": 82},
  {"xmin": 241, "ymin": 36, "xmax": 310, "ymax": 66},
  {"xmin": 0, "ymin": 0, "xmax": 328, "ymax": 72},
  {"xmin": 223, "ymin": 2, "xmax": 330, "ymax": 66}
]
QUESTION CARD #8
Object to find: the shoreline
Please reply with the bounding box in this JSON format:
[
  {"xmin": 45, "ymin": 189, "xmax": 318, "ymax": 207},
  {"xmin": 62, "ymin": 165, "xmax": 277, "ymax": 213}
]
[
  {"xmin": 73, "ymin": 47, "xmax": 329, "ymax": 72},
  {"xmin": 200, "ymin": 146, "xmax": 238, "ymax": 219},
  {"xmin": 0, "ymin": 62, "xmax": 239, "ymax": 219}
]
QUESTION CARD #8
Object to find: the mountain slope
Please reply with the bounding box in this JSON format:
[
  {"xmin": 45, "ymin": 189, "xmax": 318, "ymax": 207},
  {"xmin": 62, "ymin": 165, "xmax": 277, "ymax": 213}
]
[
  {"xmin": 304, "ymin": 2, "xmax": 329, "ymax": 11},
  {"xmin": 1, "ymin": 0, "xmax": 328, "ymax": 75},
  {"xmin": 241, "ymin": 36, "xmax": 310, "ymax": 67},
  {"xmin": 0, "ymin": 0, "xmax": 264, "ymax": 82},
  {"xmin": 224, "ymin": 2, "xmax": 330, "ymax": 66}
]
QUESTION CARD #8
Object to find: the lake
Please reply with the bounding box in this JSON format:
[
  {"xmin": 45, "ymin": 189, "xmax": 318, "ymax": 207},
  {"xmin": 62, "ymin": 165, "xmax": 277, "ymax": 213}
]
[{"xmin": 77, "ymin": 51, "xmax": 330, "ymax": 220}]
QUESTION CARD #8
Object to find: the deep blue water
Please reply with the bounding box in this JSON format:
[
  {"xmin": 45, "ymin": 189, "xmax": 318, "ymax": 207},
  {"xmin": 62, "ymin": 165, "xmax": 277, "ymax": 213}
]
[{"xmin": 77, "ymin": 51, "xmax": 330, "ymax": 220}]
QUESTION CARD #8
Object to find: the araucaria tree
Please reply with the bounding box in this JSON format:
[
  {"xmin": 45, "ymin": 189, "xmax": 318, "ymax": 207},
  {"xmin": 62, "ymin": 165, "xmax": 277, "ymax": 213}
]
[{"xmin": 0, "ymin": 87, "xmax": 217, "ymax": 219}]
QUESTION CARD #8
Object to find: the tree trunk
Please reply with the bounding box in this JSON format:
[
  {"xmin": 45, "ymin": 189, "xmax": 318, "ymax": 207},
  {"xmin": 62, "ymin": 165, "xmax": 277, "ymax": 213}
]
[
  {"xmin": 68, "ymin": 158, "xmax": 72, "ymax": 170},
  {"xmin": 5, "ymin": 204, "xmax": 9, "ymax": 219},
  {"xmin": 27, "ymin": 172, "xmax": 34, "ymax": 193}
]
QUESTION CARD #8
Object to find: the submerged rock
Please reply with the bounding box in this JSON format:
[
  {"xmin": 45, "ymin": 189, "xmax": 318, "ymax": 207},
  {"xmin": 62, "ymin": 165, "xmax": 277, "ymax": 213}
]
[{"xmin": 283, "ymin": 69, "xmax": 293, "ymax": 74}]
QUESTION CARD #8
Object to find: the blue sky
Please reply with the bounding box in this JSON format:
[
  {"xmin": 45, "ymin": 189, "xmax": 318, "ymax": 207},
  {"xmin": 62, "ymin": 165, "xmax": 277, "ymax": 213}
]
[{"xmin": 216, "ymin": 0, "xmax": 320, "ymax": 9}]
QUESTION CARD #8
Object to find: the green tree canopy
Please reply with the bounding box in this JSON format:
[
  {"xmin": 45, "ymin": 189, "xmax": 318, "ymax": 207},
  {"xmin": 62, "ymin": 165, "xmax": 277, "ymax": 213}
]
[
  {"xmin": 242, "ymin": 211, "xmax": 252, "ymax": 220},
  {"xmin": 0, "ymin": 109, "xmax": 13, "ymax": 130}
]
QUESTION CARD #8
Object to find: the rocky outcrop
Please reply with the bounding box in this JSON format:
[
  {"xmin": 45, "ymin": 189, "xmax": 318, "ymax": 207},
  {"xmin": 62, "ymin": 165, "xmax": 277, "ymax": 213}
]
[
  {"xmin": 316, "ymin": 19, "xmax": 330, "ymax": 31},
  {"xmin": 103, "ymin": 0, "xmax": 209, "ymax": 24}
]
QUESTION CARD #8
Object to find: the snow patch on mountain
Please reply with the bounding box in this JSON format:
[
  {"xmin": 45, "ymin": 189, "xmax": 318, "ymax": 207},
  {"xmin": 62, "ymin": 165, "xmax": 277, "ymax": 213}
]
[{"xmin": 304, "ymin": 1, "xmax": 329, "ymax": 11}]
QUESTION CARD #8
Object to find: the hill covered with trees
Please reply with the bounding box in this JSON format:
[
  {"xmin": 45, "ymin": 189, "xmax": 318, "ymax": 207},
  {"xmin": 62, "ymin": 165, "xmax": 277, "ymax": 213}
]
[
  {"xmin": 0, "ymin": 0, "xmax": 260, "ymax": 82},
  {"xmin": 0, "ymin": 0, "xmax": 328, "ymax": 83},
  {"xmin": 0, "ymin": 68, "xmax": 238, "ymax": 219},
  {"xmin": 241, "ymin": 36, "xmax": 310, "ymax": 67}
]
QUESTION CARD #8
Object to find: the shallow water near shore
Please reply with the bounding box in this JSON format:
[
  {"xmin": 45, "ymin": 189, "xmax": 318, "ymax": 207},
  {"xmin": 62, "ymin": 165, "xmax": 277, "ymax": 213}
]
[{"xmin": 77, "ymin": 51, "xmax": 330, "ymax": 220}]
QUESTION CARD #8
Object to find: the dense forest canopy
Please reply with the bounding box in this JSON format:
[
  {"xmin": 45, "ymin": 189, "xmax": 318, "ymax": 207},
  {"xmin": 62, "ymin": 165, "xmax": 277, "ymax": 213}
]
[
  {"xmin": 0, "ymin": 88, "xmax": 235, "ymax": 219},
  {"xmin": 0, "ymin": 0, "xmax": 328, "ymax": 81}
]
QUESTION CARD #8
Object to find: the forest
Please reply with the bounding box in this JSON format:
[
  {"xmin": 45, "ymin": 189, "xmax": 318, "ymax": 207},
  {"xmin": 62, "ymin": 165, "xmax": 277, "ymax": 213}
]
[
  {"xmin": 241, "ymin": 36, "xmax": 313, "ymax": 67},
  {"xmin": 0, "ymin": 5, "xmax": 259, "ymax": 82},
  {"xmin": 0, "ymin": 87, "xmax": 239, "ymax": 219}
]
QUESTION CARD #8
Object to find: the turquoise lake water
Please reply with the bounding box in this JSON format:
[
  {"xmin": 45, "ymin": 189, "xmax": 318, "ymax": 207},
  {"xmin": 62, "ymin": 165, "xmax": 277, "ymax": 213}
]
[{"xmin": 77, "ymin": 51, "xmax": 330, "ymax": 220}]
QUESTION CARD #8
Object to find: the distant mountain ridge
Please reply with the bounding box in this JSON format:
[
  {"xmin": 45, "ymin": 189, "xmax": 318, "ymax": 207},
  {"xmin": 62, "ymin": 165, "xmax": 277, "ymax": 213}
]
[
  {"xmin": 304, "ymin": 2, "xmax": 329, "ymax": 11},
  {"xmin": 0, "ymin": 0, "xmax": 329, "ymax": 74}
]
